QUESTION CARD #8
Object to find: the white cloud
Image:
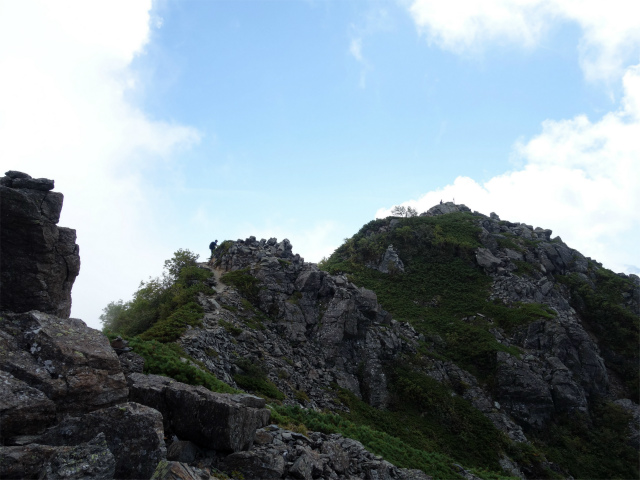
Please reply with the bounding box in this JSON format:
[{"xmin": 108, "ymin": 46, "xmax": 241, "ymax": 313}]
[
  {"xmin": 377, "ymin": 65, "xmax": 640, "ymax": 274},
  {"xmin": 349, "ymin": 38, "xmax": 364, "ymax": 62},
  {"xmin": 408, "ymin": 0, "xmax": 640, "ymax": 82},
  {"xmin": 0, "ymin": 1, "xmax": 200, "ymax": 329}
]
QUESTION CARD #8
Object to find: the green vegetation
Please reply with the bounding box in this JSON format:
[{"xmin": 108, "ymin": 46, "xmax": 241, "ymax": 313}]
[
  {"xmin": 101, "ymin": 249, "xmax": 237, "ymax": 395},
  {"xmin": 270, "ymin": 405, "xmax": 513, "ymax": 480},
  {"xmin": 540, "ymin": 401, "xmax": 638, "ymax": 479},
  {"xmin": 320, "ymin": 213, "xmax": 553, "ymax": 378},
  {"xmin": 219, "ymin": 319, "xmax": 243, "ymax": 336},
  {"xmin": 233, "ymin": 358, "xmax": 284, "ymax": 400},
  {"xmin": 127, "ymin": 338, "xmax": 238, "ymax": 394},
  {"xmin": 335, "ymin": 364, "xmax": 509, "ymax": 472},
  {"xmin": 102, "ymin": 331, "xmax": 237, "ymax": 394},
  {"xmin": 100, "ymin": 249, "xmax": 213, "ymax": 340},
  {"xmin": 558, "ymin": 267, "xmax": 640, "ymax": 401},
  {"xmin": 222, "ymin": 268, "xmax": 263, "ymax": 301}
]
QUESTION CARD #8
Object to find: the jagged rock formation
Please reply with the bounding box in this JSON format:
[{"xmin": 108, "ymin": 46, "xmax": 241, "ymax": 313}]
[
  {"xmin": 181, "ymin": 236, "xmax": 421, "ymax": 411},
  {"xmin": 0, "ymin": 170, "xmax": 80, "ymax": 318},
  {"xmin": 472, "ymin": 209, "xmax": 634, "ymax": 429},
  {"xmin": 367, "ymin": 244, "xmax": 405, "ymax": 274}
]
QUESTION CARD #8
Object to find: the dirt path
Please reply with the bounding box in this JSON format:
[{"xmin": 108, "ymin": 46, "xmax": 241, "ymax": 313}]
[{"xmin": 200, "ymin": 261, "xmax": 227, "ymax": 293}]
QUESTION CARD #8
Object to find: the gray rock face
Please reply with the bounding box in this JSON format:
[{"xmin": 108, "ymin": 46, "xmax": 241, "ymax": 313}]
[
  {"xmin": 614, "ymin": 399, "xmax": 640, "ymax": 449},
  {"xmin": 472, "ymin": 212, "xmax": 624, "ymax": 430},
  {"xmin": 368, "ymin": 244, "xmax": 405, "ymax": 274},
  {"xmin": 0, "ymin": 433, "xmax": 115, "ymax": 480},
  {"xmin": 186, "ymin": 238, "xmax": 421, "ymax": 410},
  {"xmin": 0, "ymin": 171, "xmax": 80, "ymax": 318},
  {"xmin": 421, "ymin": 359, "xmax": 527, "ymax": 442},
  {"xmin": 36, "ymin": 402, "xmax": 166, "ymax": 479},
  {"xmin": 0, "ymin": 370, "xmax": 56, "ymax": 440},
  {"xmin": 151, "ymin": 460, "xmax": 211, "ymax": 480},
  {"xmin": 0, "ymin": 310, "xmax": 128, "ymax": 415},
  {"xmin": 420, "ymin": 202, "xmax": 471, "ymax": 217},
  {"xmin": 127, "ymin": 372, "xmax": 271, "ymax": 452}
]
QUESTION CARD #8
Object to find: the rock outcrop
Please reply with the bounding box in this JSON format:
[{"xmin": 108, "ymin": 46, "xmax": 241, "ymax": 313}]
[
  {"xmin": 0, "ymin": 170, "xmax": 80, "ymax": 317},
  {"xmin": 0, "ymin": 310, "xmax": 128, "ymax": 423},
  {"xmin": 180, "ymin": 236, "xmax": 422, "ymax": 411},
  {"xmin": 127, "ymin": 373, "xmax": 270, "ymax": 453},
  {"xmin": 36, "ymin": 402, "xmax": 166, "ymax": 479},
  {"xmin": 0, "ymin": 433, "xmax": 115, "ymax": 480}
]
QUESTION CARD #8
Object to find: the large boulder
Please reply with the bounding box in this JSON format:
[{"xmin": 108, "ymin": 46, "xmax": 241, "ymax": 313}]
[
  {"xmin": 0, "ymin": 171, "xmax": 80, "ymax": 318},
  {"xmin": 127, "ymin": 372, "xmax": 271, "ymax": 452},
  {"xmin": 0, "ymin": 370, "xmax": 56, "ymax": 441},
  {"xmin": 36, "ymin": 402, "xmax": 166, "ymax": 479},
  {"xmin": 0, "ymin": 311, "xmax": 128, "ymax": 414},
  {"xmin": 0, "ymin": 433, "xmax": 115, "ymax": 480}
]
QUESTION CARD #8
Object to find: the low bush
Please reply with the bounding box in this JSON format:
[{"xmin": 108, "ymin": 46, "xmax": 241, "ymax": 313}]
[{"xmin": 233, "ymin": 358, "xmax": 284, "ymax": 400}]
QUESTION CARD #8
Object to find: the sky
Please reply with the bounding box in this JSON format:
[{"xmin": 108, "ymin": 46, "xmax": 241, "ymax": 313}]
[{"xmin": 1, "ymin": 0, "xmax": 639, "ymax": 330}]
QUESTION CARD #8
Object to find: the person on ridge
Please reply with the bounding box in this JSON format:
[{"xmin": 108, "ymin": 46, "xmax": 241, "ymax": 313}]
[{"xmin": 209, "ymin": 240, "xmax": 218, "ymax": 259}]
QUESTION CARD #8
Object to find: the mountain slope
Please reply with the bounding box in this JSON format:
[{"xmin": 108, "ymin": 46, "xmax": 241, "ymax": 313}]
[{"xmin": 109, "ymin": 202, "xmax": 639, "ymax": 479}]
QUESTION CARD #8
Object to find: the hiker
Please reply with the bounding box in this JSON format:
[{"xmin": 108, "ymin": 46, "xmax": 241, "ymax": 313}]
[
  {"xmin": 440, "ymin": 199, "xmax": 442, "ymax": 205},
  {"xmin": 209, "ymin": 240, "xmax": 218, "ymax": 259}
]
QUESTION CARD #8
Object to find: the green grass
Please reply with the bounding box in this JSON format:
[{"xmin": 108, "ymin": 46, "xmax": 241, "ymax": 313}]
[
  {"xmin": 218, "ymin": 319, "xmax": 243, "ymax": 336},
  {"xmin": 222, "ymin": 268, "xmax": 262, "ymax": 301},
  {"xmin": 539, "ymin": 400, "xmax": 638, "ymax": 479},
  {"xmin": 101, "ymin": 250, "xmax": 214, "ymax": 339},
  {"xmin": 138, "ymin": 301, "xmax": 204, "ymax": 342}
]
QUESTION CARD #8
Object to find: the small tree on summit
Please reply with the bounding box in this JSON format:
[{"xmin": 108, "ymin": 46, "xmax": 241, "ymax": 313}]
[
  {"xmin": 391, "ymin": 205, "xmax": 418, "ymax": 217},
  {"xmin": 391, "ymin": 205, "xmax": 406, "ymax": 217}
]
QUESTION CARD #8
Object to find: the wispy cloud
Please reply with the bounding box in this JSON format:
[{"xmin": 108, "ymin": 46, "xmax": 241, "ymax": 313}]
[
  {"xmin": 349, "ymin": 37, "xmax": 364, "ymax": 62},
  {"xmin": 347, "ymin": 7, "xmax": 394, "ymax": 89}
]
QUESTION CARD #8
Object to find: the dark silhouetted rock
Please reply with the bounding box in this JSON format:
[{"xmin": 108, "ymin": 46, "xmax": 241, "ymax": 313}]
[
  {"xmin": 37, "ymin": 402, "xmax": 166, "ymax": 479},
  {"xmin": 0, "ymin": 433, "xmax": 115, "ymax": 480},
  {"xmin": 167, "ymin": 440, "xmax": 200, "ymax": 463},
  {"xmin": 0, "ymin": 171, "xmax": 79, "ymax": 317},
  {"xmin": 0, "ymin": 370, "xmax": 56, "ymax": 441},
  {"xmin": 127, "ymin": 372, "xmax": 271, "ymax": 452},
  {"xmin": 118, "ymin": 350, "xmax": 145, "ymax": 374}
]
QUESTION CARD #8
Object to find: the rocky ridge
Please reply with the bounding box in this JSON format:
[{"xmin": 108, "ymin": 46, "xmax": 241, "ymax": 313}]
[{"xmin": 180, "ymin": 201, "xmax": 638, "ymax": 478}]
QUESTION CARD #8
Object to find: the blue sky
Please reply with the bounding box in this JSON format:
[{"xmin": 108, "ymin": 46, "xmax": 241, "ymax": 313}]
[{"xmin": 1, "ymin": 0, "xmax": 639, "ymax": 329}]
